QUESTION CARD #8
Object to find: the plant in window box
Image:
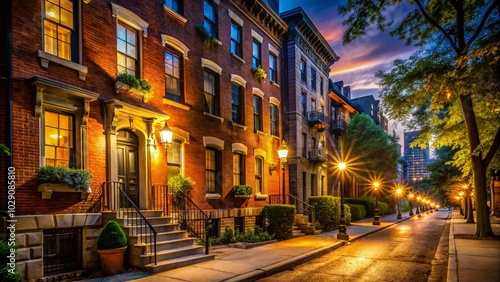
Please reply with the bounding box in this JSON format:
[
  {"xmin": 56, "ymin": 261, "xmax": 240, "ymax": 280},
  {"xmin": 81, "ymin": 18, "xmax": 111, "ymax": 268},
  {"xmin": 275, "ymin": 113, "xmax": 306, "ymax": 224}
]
[
  {"xmin": 115, "ymin": 73, "xmax": 154, "ymax": 102},
  {"xmin": 194, "ymin": 24, "xmax": 219, "ymax": 50},
  {"xmin": 232, "ymin": 185, "xmax": 253, "ymax": 198},
  {"xmin": 96, "ymin": 220, "xmax": 128, "ymax": 275},
  {"xmin": 251, "ymin": 66, "xmax": 267, "ymax": 83},
  {"xmin": 37, "ymin": 166, "xmax": 93, "ymax": 199}
]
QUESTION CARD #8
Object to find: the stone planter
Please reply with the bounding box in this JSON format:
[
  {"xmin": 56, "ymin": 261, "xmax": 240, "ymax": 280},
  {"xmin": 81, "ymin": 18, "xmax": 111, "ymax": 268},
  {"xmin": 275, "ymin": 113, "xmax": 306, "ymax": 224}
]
[
  {"xmin": 115, "ymin": 81, "xmax": 130, "ymax": 93},
  {"xmin": 234, "ymin": 194, "xmax": 252, "ymax": 199},
  {"xmin": 38, "ymin": 183, "xmax": 91, "ymax": 199},
  {"xmin": 97, "ymin": 246, "xmax": 128, "ymax": 275}
]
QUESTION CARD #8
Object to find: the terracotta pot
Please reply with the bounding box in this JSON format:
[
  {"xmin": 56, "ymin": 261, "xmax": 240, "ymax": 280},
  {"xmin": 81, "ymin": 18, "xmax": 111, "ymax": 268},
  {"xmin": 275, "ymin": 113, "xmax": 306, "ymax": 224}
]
[{"xmin": 97, "ymin": 246, "xmax": 127, "ymax": 275}]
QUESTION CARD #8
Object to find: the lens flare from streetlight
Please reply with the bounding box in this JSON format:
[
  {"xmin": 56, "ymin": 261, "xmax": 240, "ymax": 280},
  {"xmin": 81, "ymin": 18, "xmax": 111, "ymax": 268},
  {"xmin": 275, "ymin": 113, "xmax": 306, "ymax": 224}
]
[{"xmin": 338, "ymin": 162, "xmax": 346, "ymax": 170}]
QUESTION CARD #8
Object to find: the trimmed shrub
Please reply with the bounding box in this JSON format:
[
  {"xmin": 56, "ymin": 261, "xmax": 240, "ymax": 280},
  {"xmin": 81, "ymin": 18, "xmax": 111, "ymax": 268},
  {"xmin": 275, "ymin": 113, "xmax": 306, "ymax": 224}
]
[
  {"xmin": 262, "ymin": 204, "xmax": 295, "ymax": 240},
  {"xmin": 347, "ymin": 204, "xmax": 366, "ymax": 221},
  {"xmin": 96, "ymin": 221, "xmax": 127, "ymax": 250},
  {"xmin": 378, "ymin": 201, "xmax": 389, "ymax": 216},
  {"xmin": 309, "ymin": 196, "xmax": 351, "ymax": 231},
  {"xmin": 209, "ymin": 225, "xmax": 274, "ymax": 246},
  {"xmin": 0, "ymin": 241, "xmax": 22, "ymax": 282},
  {"xmin": 345, "ymin": 197, "xmax": 376, "ymax": 217}
]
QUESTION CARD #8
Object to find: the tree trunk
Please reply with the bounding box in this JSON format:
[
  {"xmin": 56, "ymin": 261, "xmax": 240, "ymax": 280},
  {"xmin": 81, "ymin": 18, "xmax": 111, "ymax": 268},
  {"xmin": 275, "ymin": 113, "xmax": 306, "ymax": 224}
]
[
  {"xmin": 459, "ymin": 95, "xmax": 494, "ymax": 237},
  {"xmin": 465, "ymin": 195, "xmax": 474, "ymax": 224}
]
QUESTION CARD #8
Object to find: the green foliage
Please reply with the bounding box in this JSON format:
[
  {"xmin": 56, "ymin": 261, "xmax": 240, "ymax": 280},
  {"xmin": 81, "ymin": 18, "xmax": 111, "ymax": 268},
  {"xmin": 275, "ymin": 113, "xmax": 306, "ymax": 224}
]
[
  {"xmin": 168, "ymin": 174, "xmax": 194, "ymax": 197},
  {"xmin": 209, "ymin": 225, "xmax": 274, "ymax": 246},
  {"xmin": 232, "ymin": 185, "xmax": 252, "ymax": 195},
  {"xmin": 116, "ymin": 73, "xmax": 153, "ymax": 100},
  {"xmin": 378, "ymin": 201, "xmax": 389, "ymax": 216},
  {"xmin": 345, "ymin": 197, "xmax": 377, "ymax": 217},
  {"xmin": 308, "ymin": 196, "xmax": 351, "ymax": 230},
  {"xmin": 38, "ymin": 166, "xmax": 92, "ymax": 190},
  {"xmin": 0, "ymin": 241, "xmax": 22, "ymax": 282},
  {"xmin": 251, "ymin": 66, "xmax": 267, "ymax": 82},
  {"xmin": 345, "ymin": 114, "xmax": 400, "ymax": 185},
  {"xmin": 96, "ymin": 221, "xmax": 127, "ymax": 250},
  {"xmin": 346, "ymin": 203, "xmax": 366, "ymax": 221},
  {"xmin": 0, "ymin": 144, "xmax": 10, "ymax": 156},
  {"xmin": 427, "ymin": 146, "xmax": 461, "ymax": 205},
  {"xmin": 194, "ymin": 24, "xmax": 219, "ymax": 50},
  {"xmin": 262, "ymin": 204, "xmax": 295, "ymax": 240}
]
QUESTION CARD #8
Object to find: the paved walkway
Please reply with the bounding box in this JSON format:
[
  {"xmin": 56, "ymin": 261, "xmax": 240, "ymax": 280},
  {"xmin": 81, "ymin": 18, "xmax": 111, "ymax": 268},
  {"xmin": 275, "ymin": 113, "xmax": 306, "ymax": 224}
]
[{"xmin": 82, "ymin": 209, "xmax": 500, "ymax": 282}]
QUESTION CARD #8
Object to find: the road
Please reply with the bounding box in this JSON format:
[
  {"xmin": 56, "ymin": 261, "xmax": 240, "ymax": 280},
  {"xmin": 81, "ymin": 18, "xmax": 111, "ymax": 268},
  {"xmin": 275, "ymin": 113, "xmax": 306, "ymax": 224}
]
[{"xmin": 258, "ymin": 210, "xmax": 451, "ymax": 282}]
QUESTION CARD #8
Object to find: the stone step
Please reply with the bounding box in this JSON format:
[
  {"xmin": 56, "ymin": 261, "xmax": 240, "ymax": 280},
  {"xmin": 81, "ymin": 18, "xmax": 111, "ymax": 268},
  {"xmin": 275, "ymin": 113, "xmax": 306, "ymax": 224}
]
[
  {"xmin": 130, "ymin": 238, "xmax": 196, "ymax": 254},
  {"xmin": 118, "ymin": 210, "xmax": 165, "ymax": 218},
  {"xmin": 144, "ymin": 253, "xmax": 215, "ymax": 274},
  {"xmin": 128, "ymin": 230, "xmax": 187, "ymax": 245},
  {"xmin": 122, "ymin": 223, "xmax": 179, "ymax": 235},
  {"xmin": 117, "ymin": 216, "xmax": 171, "ymax": 227}
]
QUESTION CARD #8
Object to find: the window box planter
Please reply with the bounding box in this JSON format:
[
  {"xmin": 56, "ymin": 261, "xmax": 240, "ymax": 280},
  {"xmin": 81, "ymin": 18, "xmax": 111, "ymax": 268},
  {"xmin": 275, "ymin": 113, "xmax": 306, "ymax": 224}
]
[
  {"xmin": 234, "ymin": 194, "xmax": 252, "ymax": 199},
  {"xmin": 115, "ymin": 73, "xmax": 153, "ymax": 103},
  {"xmin": 38, "ymin": 183, "xmax": 91, "ymax": 200},
  {"xmin": 232, "ymin": 185, "xmax": 252, "ymax": 199}
]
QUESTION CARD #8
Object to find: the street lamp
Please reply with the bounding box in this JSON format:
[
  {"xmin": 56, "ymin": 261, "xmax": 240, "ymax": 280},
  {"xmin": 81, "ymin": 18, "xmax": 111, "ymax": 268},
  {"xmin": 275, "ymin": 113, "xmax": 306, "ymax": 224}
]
[
  {"xmin": 159, "ymin": 122, "xmax": 173, "ymax": 149},
  {"xmin": 396, "ymin": 185, "xmax": 403, "ymax": 220},
  {"xmin": 337, "ymin": 162, "xmax": 349, "ymax": 240},
  {"xmin": 408, "ymin": 192, "xmax": 414, "ymax": 216},
  {"xmin": 277, "ymin": 140, "xmax": 289, "ymax": 204},
  {"xmin": 372, "ymin": 181, "xmax": 381, "ymax": 225}
]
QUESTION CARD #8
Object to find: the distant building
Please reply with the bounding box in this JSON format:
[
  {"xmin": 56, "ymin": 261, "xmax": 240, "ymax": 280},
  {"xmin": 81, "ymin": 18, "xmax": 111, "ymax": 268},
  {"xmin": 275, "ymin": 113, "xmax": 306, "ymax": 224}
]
[
  {"xmin": 351, "ymin": 95, "xmax": 389, "ymax": 133},
  {"xmin": 404, "ymin": 130, "xmax": 430, "ymax": 183}
]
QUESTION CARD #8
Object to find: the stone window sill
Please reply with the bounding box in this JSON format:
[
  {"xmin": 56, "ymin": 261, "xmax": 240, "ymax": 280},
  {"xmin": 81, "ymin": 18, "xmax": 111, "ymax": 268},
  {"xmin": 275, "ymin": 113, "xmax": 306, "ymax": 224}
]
[
  {"xmin": 231, "ymin": 122, "xmax": 247, "ymax": 131},
  {"xmin": 255, "ymin": 130, "xmax": 267, "ymax": 136},
  {"xmin": 38, "ymin": 50, "xmax": 88, "ymax": 81},
  {"xmin": 205, "ymin": 193, "xmax": 222, "ymax": 200},
  {"xmin": 38, "ymin": 183, "xmax": 91, "ymax": 200},
  {"xmin": 204, "ymin": 112, "xmax": 224, "ymax": 123},
  {"xmin": 232, "ymin": 54, "xmax": 245, "ymax": 64},
  {"xmin": 163, "ymin": 5, "xmax": 187, "ymax": 24},
  {"xmin": 271, "ymin": 81, "xmax": 280, "ymax": 88},
  {"xmin": 163, "ymin": 98, "xmax": 191, "ymax": 110}
]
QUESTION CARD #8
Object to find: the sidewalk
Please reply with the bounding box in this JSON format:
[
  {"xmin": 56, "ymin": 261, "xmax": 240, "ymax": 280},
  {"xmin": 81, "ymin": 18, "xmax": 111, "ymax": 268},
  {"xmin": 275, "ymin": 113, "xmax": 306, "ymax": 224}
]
[
  {"xmin": 447, "ymin": 210, "xmax": 500, "ymax": 282},
  {"xmin": 83, "ymin": 212, "xmax": 412, "ymax": 282}
]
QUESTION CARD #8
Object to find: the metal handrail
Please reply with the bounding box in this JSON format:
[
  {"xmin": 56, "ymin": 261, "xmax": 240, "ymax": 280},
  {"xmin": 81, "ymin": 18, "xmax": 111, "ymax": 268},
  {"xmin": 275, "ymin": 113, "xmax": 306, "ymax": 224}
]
[{"xmin": 102, "ymin": 181, "xmax": 157, "ymax": 265}]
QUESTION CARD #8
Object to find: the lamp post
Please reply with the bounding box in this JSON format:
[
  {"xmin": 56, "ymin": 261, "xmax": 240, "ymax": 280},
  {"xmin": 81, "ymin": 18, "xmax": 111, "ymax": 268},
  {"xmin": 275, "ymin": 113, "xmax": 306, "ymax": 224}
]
[
  {"xmin": 372, "ymin": 181, "xmax": 381, "ymax": 225},
  {"xmin": 408, "ymin": 192, "xmax": 414, "ymax": 216},
  {"xmin": 396, "ymin": 186, "xmax": 403, "ymax": 220},
  {"xmin": 337, "ymin": 162, "xmax": 349, "ymax": 240},
  {"xmin": 277, "ymin": 140, "xmax": 289, "ymax": 204},
  {"xmin": 416, "ymin": 195, "xmax": 421, "ymax": 216}
]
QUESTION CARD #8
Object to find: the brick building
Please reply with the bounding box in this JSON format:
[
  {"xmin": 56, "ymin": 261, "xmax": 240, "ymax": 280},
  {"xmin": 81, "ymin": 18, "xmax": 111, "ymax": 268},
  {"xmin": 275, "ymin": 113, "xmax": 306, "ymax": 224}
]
[
  {"xmin": 280, "ymin": 8, "xmax": 338, "ymax": 205},
  {"xmin": 0, "ymin": 0, "xmax": 287, "ymax": 279}
]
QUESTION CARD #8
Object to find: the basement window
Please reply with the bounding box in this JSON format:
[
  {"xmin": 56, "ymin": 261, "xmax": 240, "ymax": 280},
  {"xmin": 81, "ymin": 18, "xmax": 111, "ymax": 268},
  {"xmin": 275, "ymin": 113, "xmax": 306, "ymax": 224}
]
[{"xmin": 43, "ymin": 228, "xmax": 82, "ymax": 275}]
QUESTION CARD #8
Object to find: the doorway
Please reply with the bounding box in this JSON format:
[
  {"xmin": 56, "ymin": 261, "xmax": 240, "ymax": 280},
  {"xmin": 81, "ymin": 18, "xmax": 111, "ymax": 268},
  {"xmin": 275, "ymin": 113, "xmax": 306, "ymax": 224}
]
[{"xmin": 117, "ymin": 130, "xmax": 139, "ymax": 207}]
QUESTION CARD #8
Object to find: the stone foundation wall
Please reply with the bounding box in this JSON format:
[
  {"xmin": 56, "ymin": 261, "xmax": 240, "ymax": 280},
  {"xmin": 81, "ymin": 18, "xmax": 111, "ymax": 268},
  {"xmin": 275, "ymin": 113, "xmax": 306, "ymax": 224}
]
[{"xmin": 0, "ymin": 213, "xmax": 102, "ymax": 281}]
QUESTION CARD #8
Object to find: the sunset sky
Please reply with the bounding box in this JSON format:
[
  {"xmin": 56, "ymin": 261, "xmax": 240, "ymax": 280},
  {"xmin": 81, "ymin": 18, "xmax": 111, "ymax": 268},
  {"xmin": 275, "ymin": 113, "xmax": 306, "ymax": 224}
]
[{"xmin": 280, "ymin": 0, "xmax": 418, "ymax": 99}]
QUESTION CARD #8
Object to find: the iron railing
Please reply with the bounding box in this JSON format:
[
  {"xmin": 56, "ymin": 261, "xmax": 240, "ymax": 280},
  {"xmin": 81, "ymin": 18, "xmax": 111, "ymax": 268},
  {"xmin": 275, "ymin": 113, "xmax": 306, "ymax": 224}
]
[
  {"xmin": 171, "ymin": 191, "xmax": 212, "ymax": 254},
  {"xmin": 269, "ymin": 194, "xmax": 315, "ymax": 231},
  {"xmin": 101, "ymin": 181, "xmax": 157, "ymax": 265},
  {"xmin": 151, "ymin": 184, "xmax": 174, "ymax": 217},
  {"xmin": 330, "ymin": 119, "xmax": 347, "ymax": 131}
]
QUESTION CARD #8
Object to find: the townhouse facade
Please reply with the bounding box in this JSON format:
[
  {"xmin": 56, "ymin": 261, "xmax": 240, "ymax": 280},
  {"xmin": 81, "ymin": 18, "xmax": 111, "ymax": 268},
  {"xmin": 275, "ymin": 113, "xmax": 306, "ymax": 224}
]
[
  {"xmin": 0, "ymin": 0, "xmax": 288, "ymax": 279},
  {"xmin": 326, "ymin": 80, "xmax": 360, "ymax": 197},
  {"xmin": 280, "ymin": 8, "xmax": 338, "ymax": 206},
  {"xmin": 351, "ymin": 95, "xmax": 389, "ymax": 133}
]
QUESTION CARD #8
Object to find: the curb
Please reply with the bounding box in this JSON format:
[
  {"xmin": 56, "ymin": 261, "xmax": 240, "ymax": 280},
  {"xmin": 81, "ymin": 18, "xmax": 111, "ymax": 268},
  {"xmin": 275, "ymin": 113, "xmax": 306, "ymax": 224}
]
[{"xmin": 447, "ymin": 212, "xmax": 458, "ymax": 282}]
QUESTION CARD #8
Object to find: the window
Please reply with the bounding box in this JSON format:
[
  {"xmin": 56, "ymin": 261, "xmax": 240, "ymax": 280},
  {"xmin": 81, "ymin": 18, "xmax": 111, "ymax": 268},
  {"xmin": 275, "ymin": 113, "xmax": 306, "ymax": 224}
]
[
  {"xmin": 165, "ymin": 50, "xmax": 183, "ymax": 102},
  {"xmin": 300, "ymin": 58, "xmax": 307, "ymax": 82},
  {"xmin": 117, "ymin": 22, "xmax": 138, "ymax": 75},
  {"xmin": 206, "ymin": 147, "xmax": 221, "ymax": 193},
  {"xmin": 167, "ymin": 140, "xmax": 182, "ymax": 179},
  {"xmin": 43, "ymin": 0, "xmax": 75, "ymax": 61},
  {"xmin": 255, "ymin": 157, "xmax": 263, "ymax": 193},
  {"xmin": 165, "ymin": 0, "xmax": 183, "ymax": 15},
  {"xmin": 44, "ymin": 111, "xmax": 74, "ymax": 167},
  {"xmin": 311, "ymin": 68, "xmax": 317, "ymax": 91},
  {"xmin": 231, "ymin": 84, "xmax": 243, "ymax": 124},
  {"xmin": 204, "ymin": 0, "xmax": 217, "ymax": 37},
  {"xmin": 320, "ymin": 77, "xmax": 324, "ymax": 96},
  {"xmin": 234, "ymin": 217, "xmax": 244, "ymax": 233},
  {"xmin": 230, "ymin": 22, "xmax": 242, "ymax": 57},
  {"xmin": 233, "ymin": 153, "xmax": 244, "ymax": 186},
  {"xmin": 252, "ymin": 39, "xmax": 261, "ymax": 69},
  {"xmin": 301, "ymin": 92, "xmax": 307, "ymax": 116},
  {"xmin": 270, "ymin": 104, "xmax": 278, "ymax": 136},
  {"xmin": 269, "ymin": 53, "xmax": 277, "ymax": 83},
  {"xmin": 253, "ymin": 95, "xmax": 263, "ymax": 132},
  {"xmin": 204, "ymin": 69, "xmax": 219, "ymax": 115},
  {"xmin": 43, "ymin": 228, "xmax": 82, "ymax": 275},
  {"xmin": 302, "ymin": 133, "xmax": 307, "ymax": 157}
]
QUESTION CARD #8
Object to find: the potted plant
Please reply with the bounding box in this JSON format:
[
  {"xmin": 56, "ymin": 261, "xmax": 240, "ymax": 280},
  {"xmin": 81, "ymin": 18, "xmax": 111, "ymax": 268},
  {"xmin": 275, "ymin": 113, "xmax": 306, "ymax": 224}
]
[
  {"xmin": 115, "ymin": 73, "xmax": 153, "ymax": 102},
  {"xmin": 168, "ymin": 175, "xmax": 194, "ymax": 230},
  {"xmin": 232, "ymin": 185, "xmax": 252, "ymax": 198},
  {"xmin": 194, "ymin": 24, "xmax": 220, "ymax": 50},
  {"xmin": 252, "ymin": 66, "xmax": 267, "ymax": 83},
  {"xmin": 96, "ymin": 220, "xmax": 128, "ymax": 275},
  {"xmin": 37, "ymin": 166, "xmax": 93, "ymax": 199}
]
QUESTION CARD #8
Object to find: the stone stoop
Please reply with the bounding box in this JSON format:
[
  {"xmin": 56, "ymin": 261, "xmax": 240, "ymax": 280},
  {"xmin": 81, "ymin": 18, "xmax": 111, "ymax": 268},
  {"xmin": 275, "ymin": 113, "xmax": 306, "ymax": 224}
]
[
  {"xmin": 294, "ymin": 214, "xmax": 315, "ymax": 235},
  {"xmin": 116, "ymin": 210, "xmax": 215, "ymax": 273}
]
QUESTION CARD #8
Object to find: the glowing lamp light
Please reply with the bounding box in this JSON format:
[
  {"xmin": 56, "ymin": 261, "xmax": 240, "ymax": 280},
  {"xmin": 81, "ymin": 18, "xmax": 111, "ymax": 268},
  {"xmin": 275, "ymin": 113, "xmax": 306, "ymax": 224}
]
[
  {"xmin": 159, "ymin": 122, "xmax": 173, "ymax": 148},
  {"xmin": 338, "ymin": 162, "xmax": 346, "ymax": 170},
  {"xmin": 277, "ymin": 140, "xmax": 289, "ymax": 163}
]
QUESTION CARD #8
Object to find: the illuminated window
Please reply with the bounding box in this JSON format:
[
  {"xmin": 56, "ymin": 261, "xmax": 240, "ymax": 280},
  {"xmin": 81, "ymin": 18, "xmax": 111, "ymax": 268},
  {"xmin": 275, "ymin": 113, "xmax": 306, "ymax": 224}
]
[
  {"xmin": 165, "ymin": 50, "xmax": 183, "ymax": 102},
  {"xmin": 233, "ymin": 153, "xmax": 244, "ymax": 186},
  {"xmin": 167, "ymin": 139, "xmax": 182, "ymax": 179},
  {"xmin": 204, "ymin": 69, "xmax": 219, "ymax": 115},
  {"xmin": 255, "ymin": 157, "xmax": 263, "ymax": 193},
  {"xmin": 43, "ymin": 0, "xmax": 74, "ymax": 60},
  {"xmin": 206, "ymin": 147, "xmax": 221, "ymax": 193},
  {"xmin": 117, "ymin": 22, "xmax": 138, "ymax": 75},
  {"xmin": 44, "ymin": 111, "xmax": 74, "ymax": 167}
]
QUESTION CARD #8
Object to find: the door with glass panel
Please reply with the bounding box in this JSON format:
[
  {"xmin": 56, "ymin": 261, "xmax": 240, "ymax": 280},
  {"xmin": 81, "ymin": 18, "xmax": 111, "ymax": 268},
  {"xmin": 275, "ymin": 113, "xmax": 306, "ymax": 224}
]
[{"xmin": 117, "ymin": 130, "xmax": 139, "ymax": 207}]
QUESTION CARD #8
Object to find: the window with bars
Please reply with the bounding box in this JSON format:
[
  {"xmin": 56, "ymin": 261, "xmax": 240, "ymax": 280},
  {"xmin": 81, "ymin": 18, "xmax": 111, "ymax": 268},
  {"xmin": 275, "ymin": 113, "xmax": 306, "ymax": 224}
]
[
  {"xmin": 117, "ymin": 22, "xmax": 138, "ymax": 75},
  {"xmin": 43, "ymin": 0, "xmax": 75, "ymax": 61},
  {"xmin": 43, "ymin": 228, "xmax": 82, "ymax": 275},
  {"xmin": 234, "ymin": 217, "xmax": 244, "ymax": 233}
]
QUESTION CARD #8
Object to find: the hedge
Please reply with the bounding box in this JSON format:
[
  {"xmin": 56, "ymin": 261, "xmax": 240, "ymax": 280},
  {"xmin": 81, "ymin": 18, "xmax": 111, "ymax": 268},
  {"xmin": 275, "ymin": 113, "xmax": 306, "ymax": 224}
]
[
  {"xmin": 346, "ymin": 203, "xmax": 366, "ymax": 221},
  {"xmin": 262, "ymin": 204, "xmax": 295, "ymax": 240},
  {"xmin": 308, "ymin": 196, "xmax": 351, "ymax": 231}
]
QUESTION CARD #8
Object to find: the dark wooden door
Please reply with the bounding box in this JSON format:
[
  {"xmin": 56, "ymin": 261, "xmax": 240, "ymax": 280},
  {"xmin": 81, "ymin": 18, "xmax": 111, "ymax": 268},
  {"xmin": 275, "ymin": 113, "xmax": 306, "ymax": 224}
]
[{"xmin": 117, "ymin": 130, "xmax": 139, "ymax": 207}]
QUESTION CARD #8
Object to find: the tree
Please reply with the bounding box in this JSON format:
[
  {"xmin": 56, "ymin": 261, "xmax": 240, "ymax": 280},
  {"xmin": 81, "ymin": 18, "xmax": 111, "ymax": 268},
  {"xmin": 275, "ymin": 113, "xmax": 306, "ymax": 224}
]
[
  {"xmin": 339, "ymin": 0, "xmax": 500, "ymax": 238},
  {"xmin": 427, "ymin": 146, "xmax": 461, "ymax": 206},
  {"xmin": 345, "ymin": 113, "xmax": 400, "ymax": 193}
]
